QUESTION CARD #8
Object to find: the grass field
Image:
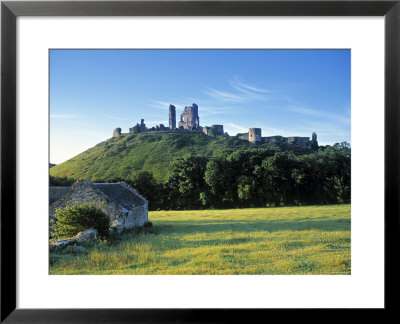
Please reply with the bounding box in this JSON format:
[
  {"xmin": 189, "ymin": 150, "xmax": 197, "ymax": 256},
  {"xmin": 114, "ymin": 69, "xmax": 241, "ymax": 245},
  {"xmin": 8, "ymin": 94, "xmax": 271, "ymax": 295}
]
[{"xmin": 49, "ymin": 204, "xmax": 351, "ymax": 275}]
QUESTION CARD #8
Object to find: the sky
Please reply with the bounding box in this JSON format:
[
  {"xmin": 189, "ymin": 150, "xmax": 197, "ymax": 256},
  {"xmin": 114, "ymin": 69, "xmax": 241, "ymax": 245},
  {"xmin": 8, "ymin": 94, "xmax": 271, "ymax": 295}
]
[{"xmin": 50, "ymin": 49, "xmax": 350, "ymax": 164}]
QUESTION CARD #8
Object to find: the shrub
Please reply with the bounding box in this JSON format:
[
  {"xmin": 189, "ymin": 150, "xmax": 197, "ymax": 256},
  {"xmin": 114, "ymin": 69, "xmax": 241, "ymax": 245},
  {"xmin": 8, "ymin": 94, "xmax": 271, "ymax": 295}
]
[
  {"xmin": 53, "ymin": 202, "xmax": 110, "ymax": 239},
  {"xmin": 49, "ymin": 175, "xmax": 75, "ymax": 186},
  {"xmin": 143, "ymin": 221, "xmax": 153, "ymax": 228},
  {"xmin": 131, "ymin": 124, "xmax": 141, "ymax": 134}
]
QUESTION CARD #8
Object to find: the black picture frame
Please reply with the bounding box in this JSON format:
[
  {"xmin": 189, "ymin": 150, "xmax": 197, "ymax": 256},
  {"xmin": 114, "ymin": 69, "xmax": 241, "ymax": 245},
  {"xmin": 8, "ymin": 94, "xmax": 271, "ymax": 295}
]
[{"xmin": 1, "ymin": 0, "xmax": 399, "ymax": 322}]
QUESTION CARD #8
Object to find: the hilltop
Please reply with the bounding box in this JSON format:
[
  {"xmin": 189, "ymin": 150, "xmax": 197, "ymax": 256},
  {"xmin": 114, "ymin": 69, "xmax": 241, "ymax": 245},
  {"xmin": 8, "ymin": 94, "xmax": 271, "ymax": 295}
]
[
  {"xmin": 50, "ymin": 130, "xmax": 350, "ymax": 210},
  {"xmin": 50, "ymin": 131, "xmax": 259, "ymax": 182}
]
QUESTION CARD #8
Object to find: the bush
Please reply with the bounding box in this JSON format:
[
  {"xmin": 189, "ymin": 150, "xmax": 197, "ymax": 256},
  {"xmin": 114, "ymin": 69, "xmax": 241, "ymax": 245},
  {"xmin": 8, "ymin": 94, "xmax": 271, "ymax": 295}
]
[
  {"xmin": 49, "ymin": 175, "xmax": 75, "ymax": 186},
  {"xmin": 143, "ymin": 221, "xmax": 153, "ymax": 228},
  {"xmin": 53, "ymin": 202, "xmax": 110, "ymax": 239}
]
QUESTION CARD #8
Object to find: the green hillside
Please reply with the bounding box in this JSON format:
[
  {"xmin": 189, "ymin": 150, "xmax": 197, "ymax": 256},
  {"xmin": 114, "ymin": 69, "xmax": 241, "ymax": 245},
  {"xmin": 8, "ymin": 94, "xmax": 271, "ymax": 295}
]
[{"xmin": 50, "ymin": 131, "xmax": 254, "ymax": 182}]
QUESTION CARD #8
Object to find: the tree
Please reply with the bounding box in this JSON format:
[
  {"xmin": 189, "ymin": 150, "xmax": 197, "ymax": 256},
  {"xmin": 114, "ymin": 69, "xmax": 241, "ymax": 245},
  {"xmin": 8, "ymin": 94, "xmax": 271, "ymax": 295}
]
[
  {"xmin": 131, "ymin": 124, "xmax": 141, "ymax": 134},
  {"xmin": 53, "ymin": 202, "xmax": 110, "ymax": 239},
  {"xmin": 167, "ymin": 156, "xmax": 208, "ymax": 209},
  {"xmin": 204, "ymin": 159, "xmax": 236, "ymax": 208},
  {"xmin": 208, "ymin": 128, "xmax": 216, "ymax": 137},
  {"xmin": 130, "ymin": 171, "xmax": 163, "ymax": 210},
  {"xmin": 257, "ymin": 152, "xmax": 298, "ymax": 205}
]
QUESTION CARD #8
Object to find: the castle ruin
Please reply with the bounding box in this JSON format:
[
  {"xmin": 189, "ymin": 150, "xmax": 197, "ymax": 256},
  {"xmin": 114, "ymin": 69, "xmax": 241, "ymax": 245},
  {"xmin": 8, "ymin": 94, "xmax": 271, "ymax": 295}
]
[
  {"xmin": 178, "ymin": 103, "xmax": 200, "ymax": 130},
  {"xmin": 112, "ymin": 102, "xmax": 318, "ymax": 149},
  {"xmin": 238, "ymin": 128, "xmax": 318, "ymax": 148},
  {"xmin": 169, "ymin": 104, "xmax": 176, "ymax": 130}
]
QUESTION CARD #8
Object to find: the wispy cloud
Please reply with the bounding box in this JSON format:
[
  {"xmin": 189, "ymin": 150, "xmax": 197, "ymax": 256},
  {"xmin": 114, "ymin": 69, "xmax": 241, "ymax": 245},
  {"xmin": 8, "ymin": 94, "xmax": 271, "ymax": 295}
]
[
  {"xmin": 287, "ymin": 106, "xmax": 350, "ymax": 124},
  {"xmin": 150, "ymin": 100, "xmax": 174, "ymax": 110},
  {"xmin": 232, "ymin": 79, "xmax": 272, "ymax": 94},
  {"xmin": 146, "ymin": 120, "xmax": 168, "ymax": 125},
  {"xmin": 150, "ymin": 100, "xmax": 233, "ymax": 118},
  {"xmin": 295, "ymin": 120, "xmax": 350, "ymax": 140},
  {"xmin": 204, "ymin": 88, "xmax": 246, "ymax": 102},
  {"xmin": 204, "ymin": 77, "xmax": 274, "ymax": 103},
  {"xmin": 224, "ymin": 122, "xmax": 248, "ymax": 136},
  {"xmin": 104, "ymin": 115, "xmax": 128, "ymax": 121},
  {"xmin": 200, "ymin": 105, "xmax": 233, "ymax": 116},
  {"xmin": 74, "ymin": 129, "xmax": 109, "ymax": 137}
]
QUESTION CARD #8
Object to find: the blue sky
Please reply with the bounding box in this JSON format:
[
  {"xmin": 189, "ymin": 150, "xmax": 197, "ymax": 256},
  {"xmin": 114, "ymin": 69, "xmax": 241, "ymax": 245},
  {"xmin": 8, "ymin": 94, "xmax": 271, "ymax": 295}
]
[{"xmin": 50, "ymin": 49, "xmax": 350, "ymax": 164}]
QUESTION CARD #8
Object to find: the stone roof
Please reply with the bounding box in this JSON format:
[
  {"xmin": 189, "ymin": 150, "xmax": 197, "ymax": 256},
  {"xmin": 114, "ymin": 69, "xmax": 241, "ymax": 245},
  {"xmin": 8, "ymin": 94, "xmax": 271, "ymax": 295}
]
[
  {"xmin": 49, "ymin": 186, "xmax": 71, "ymax": 204},
  {"xmin": 93, "ymin": 183, "xmax": 147, "ymax": 209}
]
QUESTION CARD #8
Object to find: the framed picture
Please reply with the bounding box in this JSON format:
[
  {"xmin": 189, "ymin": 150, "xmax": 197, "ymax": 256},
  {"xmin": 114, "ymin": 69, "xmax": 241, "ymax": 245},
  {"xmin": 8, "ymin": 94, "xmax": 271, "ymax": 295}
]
[{"xmin": 1, "ymin": 0, "xmax": 398, "ymax": 321}]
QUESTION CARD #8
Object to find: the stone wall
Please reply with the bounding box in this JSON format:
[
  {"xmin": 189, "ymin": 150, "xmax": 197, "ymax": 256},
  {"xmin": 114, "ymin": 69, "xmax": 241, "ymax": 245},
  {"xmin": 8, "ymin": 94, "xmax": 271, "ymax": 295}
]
[
  {"xmin": 49, "ymin": 186, "xmax": 71, "ymax": 204},
  {"xmin": 263, "ymin": 136, "xmax": 287, "ymax": 144},
  {"xmin": 287, "ymin": 136, "xmax": 311, "ymax": 148},
  {"xmin": 113, "ymin": 128, "xmax": 122, "ymax": 137},
  {"xmin": 49, "ymin": 180, "xmax": 148, "ymax": 235},
  {"xmin": 211, "ymin": 124, "xmax": 224, "ymax": 135},
  {"xmin": 169, "ymin": 104, "xmax": 176, "ymax": 130},
  {"xmin": 248, "ymin": 128, "xmax": 262, "ymax": 143},
  {"xmin": 179, "ymin": 103, "xmax": 200, "ymax": 130}
]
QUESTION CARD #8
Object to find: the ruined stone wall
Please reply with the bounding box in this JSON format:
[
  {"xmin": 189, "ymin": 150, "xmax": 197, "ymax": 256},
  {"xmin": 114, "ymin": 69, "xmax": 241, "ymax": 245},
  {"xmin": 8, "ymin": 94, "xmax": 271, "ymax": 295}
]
[
  {"xmin": 127, "ymin": 203, "xmax": 148, "ymax": 228},
  {"xmin": 179, "ymin": 103, "xmax": 200, "ymax": 129},
  {"xmin": 49, "ymin": 181, "xmax": 126, "ymax": 221},
  {"xmin": 169, "ymin": 104, "xmax": 176, "ymax": 130},
  {"xmin": 49, "ymin": 181, "xmax": 148, "ymax": 235},
  {"xmin": 211, "ymin": 124, "xmax": 224, "ymax": 135},
  {"xmin": 287, "ymin": 136, "xmax": 311, "ymax": 148},
  {"xmin": 263, "ymin": 136, "xmax": 278, "ymax": 144},
  {"xmin": 263, "ymin": 136, "xmax": 287, "ymax": 144},
  {"xmin": 248, "ymin": 128, "xmax": 262, "ymax": 143},
  {"xmin": 113, "ymin": 128, "xmax": 122, "ymax": 137}
]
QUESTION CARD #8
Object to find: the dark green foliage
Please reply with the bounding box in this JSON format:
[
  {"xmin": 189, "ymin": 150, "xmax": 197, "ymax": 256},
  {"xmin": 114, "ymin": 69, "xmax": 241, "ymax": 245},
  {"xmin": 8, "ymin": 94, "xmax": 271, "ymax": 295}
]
[
  {"xmin": 53, "ymin": 202, "xmax": 110, "ymax": 239},
  {"xmin": 50, "ymin": 175, "xmax": 75, "ymax": 186},
  {"xmin": 208, "ymin": 128, "xmax": 216, "ymax": 136},
  {"xmin": 126, "ymin": 144, "xmax": 350, "ymax": 210},
  {"xmin": 144, "ymin": 221, "xmax": 153, "ymax": 228},
  {"xmin": 131, "ymin": 124, "xmax": 141, "ymax": 134},
  {"xmin": 50, "ymin": 131, "xmax": 350, "ymax": 210},
  {"xmin": 274, "ymin": 136, "xmax": 285, "ymax": 143}
]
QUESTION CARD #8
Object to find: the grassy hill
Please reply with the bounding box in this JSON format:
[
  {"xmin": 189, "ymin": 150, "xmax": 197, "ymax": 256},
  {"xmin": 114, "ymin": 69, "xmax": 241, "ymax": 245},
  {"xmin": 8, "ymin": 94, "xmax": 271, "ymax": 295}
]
[
  {"xmin": 50, "ymin": 131, "xmax": 254, "ymax": 182},
  {"xmin": 49, "ymin": 204, "xmax": 351, "ymax": 275}
]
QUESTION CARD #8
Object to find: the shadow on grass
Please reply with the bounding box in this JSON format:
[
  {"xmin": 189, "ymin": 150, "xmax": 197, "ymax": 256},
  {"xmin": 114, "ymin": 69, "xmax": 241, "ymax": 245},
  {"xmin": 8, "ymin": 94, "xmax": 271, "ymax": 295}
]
[
  {"xmin": 154, "ymin": 217, "xmax": 350, "ymax": 236},
  {"xmin": 49, "ymin": 216, "xmax": 350, "ymax": 270}
]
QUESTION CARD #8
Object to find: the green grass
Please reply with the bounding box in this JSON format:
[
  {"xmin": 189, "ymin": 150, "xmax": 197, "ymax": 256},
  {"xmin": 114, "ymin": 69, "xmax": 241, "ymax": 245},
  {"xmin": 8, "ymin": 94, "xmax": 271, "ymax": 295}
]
[
  {"xmin": 49, "ymin": 204, "xmax": 351, "ymax": 275},
  {"xmin": 49, "ymin": 131, "xmax": 251, "ymax": 182}
]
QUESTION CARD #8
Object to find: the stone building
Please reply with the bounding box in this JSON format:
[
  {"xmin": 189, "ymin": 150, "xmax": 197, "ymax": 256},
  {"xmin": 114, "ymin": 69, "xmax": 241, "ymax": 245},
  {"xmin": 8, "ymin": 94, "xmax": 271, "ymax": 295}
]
[
  {"xmin": 110, "ymin": 102, "xmax": 318, "ymax": 149},
  {"xmin": 287, "ymin": 136, "xmax": 311, "ymax": 148},
  {"xmin": 113, "ymin": 127, "xmax": 122, "ymax": 137},
  {"xmin": 139, "ymin": 119, "xmax": 146, "ymax": 132},
  {"xmin": 178, "ymin": 103, "xmax": 200, "ymax": 130},
  {"xmin": 49, "ymin": 180, "xmax": 148, "ymax": 235},
  {"xmin": 49, "ymin": 187, "xmax": 71, "ymax": 204},
  {"xmin": 238, "ymin": 128, "xmax": 318, "ymax": 149},
  {"xmin": 169, "ymin": 104, "xmax": 176, "ymax": 130},
  {"xmin": 248, "ymin": 128, "xmax": 262, "ymax": 144},
  {"xmin": 202, "ymin": 124, "xmax": 224, "ymax": 136}
]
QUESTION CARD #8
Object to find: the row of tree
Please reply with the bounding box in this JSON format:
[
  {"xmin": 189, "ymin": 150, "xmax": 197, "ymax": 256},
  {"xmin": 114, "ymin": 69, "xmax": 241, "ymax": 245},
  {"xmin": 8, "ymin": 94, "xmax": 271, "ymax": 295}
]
[
  {"xmin": 113, "ymin": 143, "xmax": 350, "ymax": 210},
  {"xmin": 50, "ymin": 143, "xmax": 350, "ymax": 210}
]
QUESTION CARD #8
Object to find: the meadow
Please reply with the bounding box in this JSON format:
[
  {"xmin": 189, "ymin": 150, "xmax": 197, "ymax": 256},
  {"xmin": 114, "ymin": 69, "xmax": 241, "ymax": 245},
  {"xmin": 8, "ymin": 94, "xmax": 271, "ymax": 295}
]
[{"xmin": 49, "ymin": 204, "xmax": 351, "ymax": 275}]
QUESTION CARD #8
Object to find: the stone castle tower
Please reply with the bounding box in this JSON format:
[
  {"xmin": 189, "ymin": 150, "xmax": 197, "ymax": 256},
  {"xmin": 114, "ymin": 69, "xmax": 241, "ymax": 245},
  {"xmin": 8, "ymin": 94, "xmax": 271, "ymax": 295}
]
[
  {"xmin": 169, "ymin": 104, "xmax": 176, "ymax": 130},
  {"xmin": 248, "ymin": 128, "xmax": 262, "ymax": 144},
  {"xmin": 178, "ymin": 103, "xmax": 200, "ymax": 130},
  {"xmin": 311, "ymin": 132, "xmax": 318, "ymax": 148},
  {"xmin": 312, "ymin": 132, "xmax": 317, "ymax": 142}
]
